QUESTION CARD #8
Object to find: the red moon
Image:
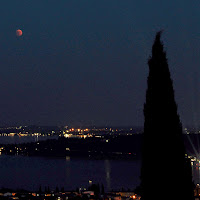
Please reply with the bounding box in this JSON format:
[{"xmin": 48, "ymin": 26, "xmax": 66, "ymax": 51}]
[{"xmin": 16, "ymin": 29, "xmax": 22, "ymax": 37}]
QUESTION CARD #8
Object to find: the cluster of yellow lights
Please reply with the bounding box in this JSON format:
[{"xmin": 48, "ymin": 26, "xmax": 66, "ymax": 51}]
[
  {"xmin": 67, "ymin": 128, "xmax": 89, "ymax": 132},
  {"xmin": 64, "ymin": 133, "xmax": 89, "ymax": 139}
]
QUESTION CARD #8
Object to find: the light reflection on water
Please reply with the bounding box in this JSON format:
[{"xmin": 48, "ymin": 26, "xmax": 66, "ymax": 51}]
[{"xmin": 104, "ymin": 160, "xmax": 111, "ymax": 191}]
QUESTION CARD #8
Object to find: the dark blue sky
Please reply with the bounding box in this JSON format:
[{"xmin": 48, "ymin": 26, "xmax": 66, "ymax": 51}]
[{"xmin": 0, "ymin": 0, "xmax": 199, "ymax": 127}]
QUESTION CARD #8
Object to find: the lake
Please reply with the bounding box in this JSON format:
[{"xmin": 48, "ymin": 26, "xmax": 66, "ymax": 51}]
[{"xmin": 0, "ymin": 155, "xmax": 141, "ymax": 192}]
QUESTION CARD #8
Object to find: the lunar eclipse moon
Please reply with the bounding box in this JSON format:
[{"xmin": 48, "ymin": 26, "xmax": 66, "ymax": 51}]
[{"xmin": 16, "ymin": 29, "xmax": 22, "ymax": 37}]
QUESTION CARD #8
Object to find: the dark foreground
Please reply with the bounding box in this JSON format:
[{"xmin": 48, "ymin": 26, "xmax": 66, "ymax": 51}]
[
  {"xmin": 0, "ymin": 186, "xmax": 141, "ymax": 200},
  {"xmin": 1, "ymin": 183, "xmax": 200, "ymax": 200}
]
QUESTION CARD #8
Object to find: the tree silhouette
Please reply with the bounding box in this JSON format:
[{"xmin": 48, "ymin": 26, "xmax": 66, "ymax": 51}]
[
  {"xmin": 55, "ymin": 186, "xmax": 59, "ymax": 193},
  {"xmin": 38, "ymin": 185, "xmax": 42, "ymax": 193},
  {"xmin": 101, "ymin": 184, "xmax": 105, "ymax": 195},
  {"xmin": 141, "ymin": 31, "xmax": 194, "ymax": 200}
]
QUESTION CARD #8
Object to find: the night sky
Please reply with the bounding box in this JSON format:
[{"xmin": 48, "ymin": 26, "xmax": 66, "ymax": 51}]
[{"xmin": 0, "ymin": 1, "xmax": 199, "ymax": 127}]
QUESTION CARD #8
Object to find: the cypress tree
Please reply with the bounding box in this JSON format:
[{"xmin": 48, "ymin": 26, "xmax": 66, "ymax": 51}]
[{"xmin": 141, "ymin": 31, "xmax": 194, "ymax": 200}]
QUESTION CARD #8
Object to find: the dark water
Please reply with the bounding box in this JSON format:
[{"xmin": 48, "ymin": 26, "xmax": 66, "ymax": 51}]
[
  {"xmin": 1, "ymin": 154, "xmax": 200, "ymax": 192},
  {"xmin": 0, "ymin": 155, "xmax": 141, "ymax": 192}
]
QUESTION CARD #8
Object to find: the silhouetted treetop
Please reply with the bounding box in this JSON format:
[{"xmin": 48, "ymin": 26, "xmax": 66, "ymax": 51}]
[{"xmin": 141, "ymin": 31, "xmax": 194, "ymax": 200}]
